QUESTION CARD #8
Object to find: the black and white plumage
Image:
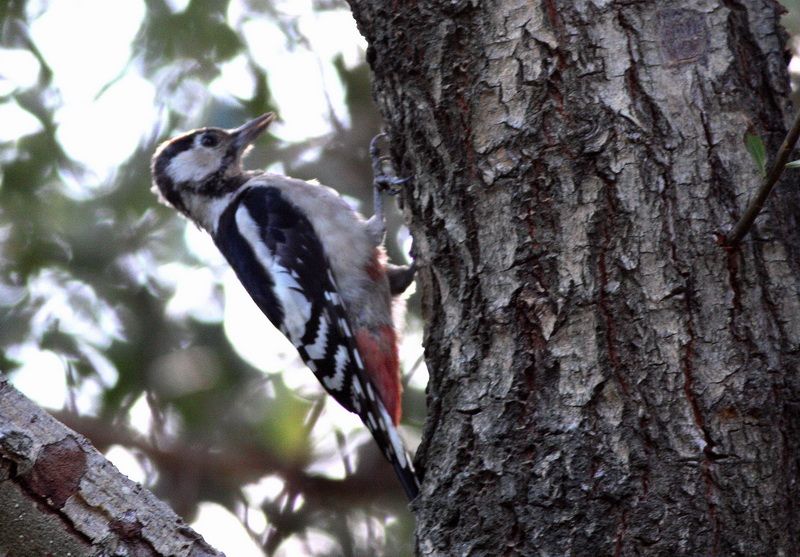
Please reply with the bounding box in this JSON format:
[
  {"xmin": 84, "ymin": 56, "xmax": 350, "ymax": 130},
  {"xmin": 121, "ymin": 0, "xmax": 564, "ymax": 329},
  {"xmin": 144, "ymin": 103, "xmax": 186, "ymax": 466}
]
[{"xmin": 151, "ymin": 113, "xmax": 420, "ymax": 500}]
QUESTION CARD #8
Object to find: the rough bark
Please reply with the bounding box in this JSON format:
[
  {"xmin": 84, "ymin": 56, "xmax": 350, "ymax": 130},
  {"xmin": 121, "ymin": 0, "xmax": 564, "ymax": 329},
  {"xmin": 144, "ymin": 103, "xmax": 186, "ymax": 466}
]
[
  {"xmin": 347, "ymin": 1, "xmax": 800, "ymax": 555},
  {"xmin": 0, "ymin": 377, "xmax": 223, "ymax": 557}
]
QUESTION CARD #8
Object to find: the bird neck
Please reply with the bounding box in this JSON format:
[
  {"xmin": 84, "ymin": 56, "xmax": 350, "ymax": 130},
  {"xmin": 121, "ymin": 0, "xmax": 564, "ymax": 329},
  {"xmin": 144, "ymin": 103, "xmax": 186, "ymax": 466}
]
[{"xmin": 183, "ymin": 174, "xmax": 249, "ymax": 233}]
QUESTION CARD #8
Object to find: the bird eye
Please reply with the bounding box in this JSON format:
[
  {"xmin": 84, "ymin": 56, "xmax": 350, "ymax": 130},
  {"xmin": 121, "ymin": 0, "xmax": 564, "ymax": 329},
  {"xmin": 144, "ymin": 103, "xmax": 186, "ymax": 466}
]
[{"xmin": 200, "ymin": 134, "xmax": 219, "ymax": 148}]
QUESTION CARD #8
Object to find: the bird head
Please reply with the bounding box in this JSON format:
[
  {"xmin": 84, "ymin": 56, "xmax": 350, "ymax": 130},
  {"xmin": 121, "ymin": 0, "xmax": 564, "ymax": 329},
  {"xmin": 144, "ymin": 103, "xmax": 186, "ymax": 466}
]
[{"xmin": 151, "ymin": 112, "xmax": 275, "ymax": 217}]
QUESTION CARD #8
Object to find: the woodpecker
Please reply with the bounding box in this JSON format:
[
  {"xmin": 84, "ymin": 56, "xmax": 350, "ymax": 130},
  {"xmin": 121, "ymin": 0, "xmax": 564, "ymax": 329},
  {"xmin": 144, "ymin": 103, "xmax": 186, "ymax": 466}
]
[{"xmin": 150, "ymin": 113, "xmax": 420, "ymax": 500}]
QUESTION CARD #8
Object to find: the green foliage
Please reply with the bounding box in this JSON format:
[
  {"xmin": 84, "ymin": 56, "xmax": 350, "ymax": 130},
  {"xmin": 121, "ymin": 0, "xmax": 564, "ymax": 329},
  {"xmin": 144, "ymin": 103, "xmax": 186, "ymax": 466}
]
[
  {"xmin": 136, "ymin": 0, "xmax": 243, "ymax": 71},
  {"xmin": 257, "ymin": 380, "xmax": 314, "ymax": 459},
  {"xmin": 745, "ymin": 133, "xmax": 767, "ymax": 178}
]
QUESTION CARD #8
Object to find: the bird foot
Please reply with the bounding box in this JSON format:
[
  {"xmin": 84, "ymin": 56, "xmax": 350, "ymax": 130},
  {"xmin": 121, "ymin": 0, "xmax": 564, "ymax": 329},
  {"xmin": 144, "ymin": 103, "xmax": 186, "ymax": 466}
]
[{"xmin": 370, "ymin": 133, "xmax": 411, "ymax": 196}]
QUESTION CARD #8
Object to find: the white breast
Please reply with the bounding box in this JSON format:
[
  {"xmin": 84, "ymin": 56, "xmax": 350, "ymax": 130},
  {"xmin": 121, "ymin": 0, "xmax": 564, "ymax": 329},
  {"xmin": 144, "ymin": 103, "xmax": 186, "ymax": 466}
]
[{"xmin": 184, "ymin": 192, "xmax": 237, "ymax": 234}]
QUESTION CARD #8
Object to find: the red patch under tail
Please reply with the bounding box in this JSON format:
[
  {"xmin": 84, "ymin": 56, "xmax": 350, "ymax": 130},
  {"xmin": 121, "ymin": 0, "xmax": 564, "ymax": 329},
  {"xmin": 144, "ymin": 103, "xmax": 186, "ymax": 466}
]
[{"xmin": 355, "ymin": 325, "xmax": 402, "ymax": 425}]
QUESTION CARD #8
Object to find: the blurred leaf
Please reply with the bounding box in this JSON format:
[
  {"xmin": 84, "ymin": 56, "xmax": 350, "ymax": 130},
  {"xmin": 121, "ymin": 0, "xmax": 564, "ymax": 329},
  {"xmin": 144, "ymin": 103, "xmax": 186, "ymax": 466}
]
[
  {"xmin": 745, "ymin": 133, "xmax": 767, "ymax": 177},
  {"xmin": 135, "ymin": 0, "xmax": 243, "ymax": 76},
  {"xmin": 41, "ymin": 326, "xmax": 82, "ymax": 360},
  {"xmin": 785, "ymin": 159, "xmax": 800, "ymax": 169},
  {"xmin": 258, "ymin": 380, "xmax": 313, "ymax": 460},
  {"xmin": 0, "ymin": 351, "xmax": 21, "ymax": 374}
]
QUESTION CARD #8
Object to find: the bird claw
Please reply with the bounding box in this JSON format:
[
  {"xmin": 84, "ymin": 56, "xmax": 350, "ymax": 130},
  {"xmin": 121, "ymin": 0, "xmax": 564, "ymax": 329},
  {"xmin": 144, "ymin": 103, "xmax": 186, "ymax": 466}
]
[
  {"xmin": 375, "ymin": 175, "xmax": 410, "ymax": 196},
  {"xmin": 370, "ymin": 133, "xmax": 411, "ymax": 195}
]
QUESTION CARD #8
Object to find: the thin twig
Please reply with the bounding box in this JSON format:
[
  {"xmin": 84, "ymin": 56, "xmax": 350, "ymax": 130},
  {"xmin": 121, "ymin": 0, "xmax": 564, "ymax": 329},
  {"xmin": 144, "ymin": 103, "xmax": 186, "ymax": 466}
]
[
  {"xmin": 725, "ymin": 109, "xmax": 800, "ymax": 246},
  {"xmin": 402, "ymin": 353, "xmax": 426, "ymax": 389}
]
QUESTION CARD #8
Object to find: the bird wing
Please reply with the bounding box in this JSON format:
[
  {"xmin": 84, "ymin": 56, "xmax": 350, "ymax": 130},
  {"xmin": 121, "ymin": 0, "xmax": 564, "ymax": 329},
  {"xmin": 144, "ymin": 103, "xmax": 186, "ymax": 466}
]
[{"xmin": 213, "ymin": 185, "xmax": 420, "ymax": 499}]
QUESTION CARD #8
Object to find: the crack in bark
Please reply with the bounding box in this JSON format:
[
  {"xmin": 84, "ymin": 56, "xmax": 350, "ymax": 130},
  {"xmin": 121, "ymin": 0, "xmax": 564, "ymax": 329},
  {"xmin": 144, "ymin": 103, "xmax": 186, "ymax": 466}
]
[
  {"xmin": 613, "ymin": 509, "xmax": 628, "ymax": 557},
  {"xmin": 680, "ymin": 305, "xmax": 722, "ymax": 555},
  {"xmin": 597, "ymin": 178, "xmax": 629, "ymax": 396},
  {"xmin": 724, "ymin": 248, "xmax": 746, "ymax": 345}
]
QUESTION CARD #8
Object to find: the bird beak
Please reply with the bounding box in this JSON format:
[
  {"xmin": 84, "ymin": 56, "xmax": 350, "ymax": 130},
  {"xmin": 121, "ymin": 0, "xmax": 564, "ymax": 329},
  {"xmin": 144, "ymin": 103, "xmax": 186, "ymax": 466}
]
[{"xmin": 231, "ymin": 112, "xmax": 275, "ymax": 152}]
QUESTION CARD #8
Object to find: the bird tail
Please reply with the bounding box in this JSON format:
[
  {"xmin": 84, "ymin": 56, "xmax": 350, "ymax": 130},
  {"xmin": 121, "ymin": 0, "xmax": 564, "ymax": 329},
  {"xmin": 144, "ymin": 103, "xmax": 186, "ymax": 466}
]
[{"xmin": 356, "ymin": 384, "xmax": 421, "ymax": 500}]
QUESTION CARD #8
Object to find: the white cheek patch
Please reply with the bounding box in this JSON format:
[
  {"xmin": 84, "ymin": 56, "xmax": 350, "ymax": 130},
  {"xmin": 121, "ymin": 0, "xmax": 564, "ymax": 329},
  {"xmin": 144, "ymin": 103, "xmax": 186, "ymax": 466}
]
[{"xmin": 168, "ymin": 148, "xmax": 223, "ymax": 183}]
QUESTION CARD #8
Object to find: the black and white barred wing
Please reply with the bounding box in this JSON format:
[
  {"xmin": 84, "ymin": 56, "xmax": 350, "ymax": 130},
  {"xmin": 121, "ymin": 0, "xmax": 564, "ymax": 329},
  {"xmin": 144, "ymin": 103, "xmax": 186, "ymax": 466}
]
[
  {"xmin": 215, "ymin": 185, "xmax": 354, "ymax": 410},
  {"xmin": 213, "ymin": 185, "xmax": 419, "ymax": 499}
]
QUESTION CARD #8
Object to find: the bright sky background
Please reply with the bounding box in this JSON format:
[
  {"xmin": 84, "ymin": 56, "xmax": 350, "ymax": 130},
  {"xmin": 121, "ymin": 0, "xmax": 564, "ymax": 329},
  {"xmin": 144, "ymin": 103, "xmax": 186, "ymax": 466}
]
[{"xmin": 2, "ymin": 1, "xmax": 426, "ymax": 555}]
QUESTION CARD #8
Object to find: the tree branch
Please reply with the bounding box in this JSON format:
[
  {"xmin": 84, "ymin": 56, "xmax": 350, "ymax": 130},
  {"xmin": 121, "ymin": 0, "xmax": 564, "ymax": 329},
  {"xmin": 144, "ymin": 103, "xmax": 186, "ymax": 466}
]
[
  {"xmin": 0, "ymin": 377, "xmax": 223, "ymax": 557},
  {"xmin": 52, "ymin": 410, "xmax": 412, "ymax": 511},
  {"xmin": 724, "ymin": 109, "xmax": 800, "ymax": 246}
]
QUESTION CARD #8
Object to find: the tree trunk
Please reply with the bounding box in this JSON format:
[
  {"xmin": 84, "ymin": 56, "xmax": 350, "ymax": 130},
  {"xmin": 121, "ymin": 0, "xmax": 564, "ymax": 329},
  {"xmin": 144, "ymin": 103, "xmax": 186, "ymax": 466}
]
[
  {"xmin": 0, "ymin": 378, "xmax": 222, "ymax": 557},
  {"xmin": 347, "ymin": 1, "xmax": 800, "ymax": 554}
]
